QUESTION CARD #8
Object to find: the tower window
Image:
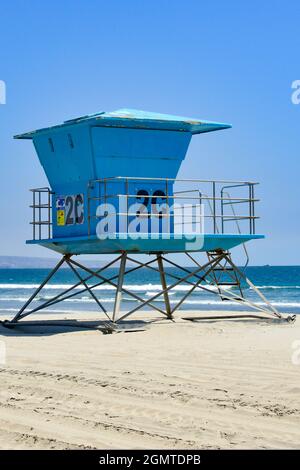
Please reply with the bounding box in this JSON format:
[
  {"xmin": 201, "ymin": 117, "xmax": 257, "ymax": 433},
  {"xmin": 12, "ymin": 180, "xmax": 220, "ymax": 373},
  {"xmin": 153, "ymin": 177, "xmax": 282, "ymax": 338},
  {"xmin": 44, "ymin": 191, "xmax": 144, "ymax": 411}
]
[
  {"xmin": 68, "ymin": 133, "xmax": 74, "ymax": 149},
  {"xmin": 48, "ymin": 138, "xmax": 54, "ymax": 152}
]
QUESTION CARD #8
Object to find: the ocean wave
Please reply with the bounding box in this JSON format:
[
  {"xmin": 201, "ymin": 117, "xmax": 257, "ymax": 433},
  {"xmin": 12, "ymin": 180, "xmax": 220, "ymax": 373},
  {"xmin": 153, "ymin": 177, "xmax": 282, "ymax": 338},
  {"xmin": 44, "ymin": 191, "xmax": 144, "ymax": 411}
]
[
  {"xmin": 1, "ymin": 295, "xmax": 299, "ymax": 308},
  {"xmin": 0, "ymin": 296, "xmax": 120, "ymax": 304},
  {"xmin": 172, "ymin": 300, "xmax": 300, "ymax": 307},
  {"xmin": 1, "ymin": 300, "xmax": 300, "ymax": 313},
  {"xmin": 255, "ymin": 286, "xmax": 300, "ymax": 290},
  {"xmin": 0, "ymin": 283, "xmax": 234, "ymax": 292},
  {"xmin": 0, "ymin": 308, "xmax": 102, "ymax": 315}
]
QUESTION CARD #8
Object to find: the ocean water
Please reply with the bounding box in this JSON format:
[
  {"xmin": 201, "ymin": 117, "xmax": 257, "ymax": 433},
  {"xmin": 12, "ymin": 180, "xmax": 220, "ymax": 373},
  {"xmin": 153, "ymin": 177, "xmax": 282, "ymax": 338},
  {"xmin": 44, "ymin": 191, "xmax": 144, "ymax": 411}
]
[{"xmin": 0, "ymin": 266, "xmax": 300, "ymax": 317}]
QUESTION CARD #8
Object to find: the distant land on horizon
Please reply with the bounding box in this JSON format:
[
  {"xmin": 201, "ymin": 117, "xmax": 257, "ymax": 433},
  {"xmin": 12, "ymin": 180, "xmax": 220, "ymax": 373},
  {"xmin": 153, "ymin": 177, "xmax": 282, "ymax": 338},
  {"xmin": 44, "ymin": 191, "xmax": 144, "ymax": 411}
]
[{"xmin": 0, "ymin": 255, "xmax": 122, "ymax": 269}]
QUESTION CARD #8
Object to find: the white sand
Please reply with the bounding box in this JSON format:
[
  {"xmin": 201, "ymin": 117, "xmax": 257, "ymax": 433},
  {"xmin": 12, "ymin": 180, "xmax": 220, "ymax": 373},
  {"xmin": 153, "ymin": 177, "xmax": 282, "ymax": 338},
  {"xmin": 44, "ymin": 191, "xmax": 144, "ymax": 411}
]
[{"xmin": 0, "ymin": 311, "xmax": 299, "ymax": 449}]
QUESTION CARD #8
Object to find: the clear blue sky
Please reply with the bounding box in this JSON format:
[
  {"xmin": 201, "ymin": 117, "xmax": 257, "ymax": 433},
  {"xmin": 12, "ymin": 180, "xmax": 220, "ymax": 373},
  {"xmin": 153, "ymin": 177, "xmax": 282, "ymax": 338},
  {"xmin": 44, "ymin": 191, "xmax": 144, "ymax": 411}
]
[{"xmin": 0, "ymin": 0, "xmax": 299, "ymax": 264}]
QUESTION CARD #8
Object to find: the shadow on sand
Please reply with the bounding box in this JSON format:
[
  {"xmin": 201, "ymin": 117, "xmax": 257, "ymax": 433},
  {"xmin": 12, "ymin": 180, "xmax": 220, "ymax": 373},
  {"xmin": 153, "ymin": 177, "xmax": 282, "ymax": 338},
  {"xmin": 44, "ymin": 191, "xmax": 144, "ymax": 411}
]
[{"xmin": 0, "ymin": 319, "xmax": 148, "ymax": 337}]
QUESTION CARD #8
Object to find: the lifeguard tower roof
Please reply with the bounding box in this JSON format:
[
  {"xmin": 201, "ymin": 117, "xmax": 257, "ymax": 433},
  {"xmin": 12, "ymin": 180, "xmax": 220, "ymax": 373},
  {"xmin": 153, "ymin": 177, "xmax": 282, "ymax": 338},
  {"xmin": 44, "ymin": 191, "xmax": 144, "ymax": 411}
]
[{"xmin": 14, "ymin": 108, "xmax": 232, "ymax": 139}]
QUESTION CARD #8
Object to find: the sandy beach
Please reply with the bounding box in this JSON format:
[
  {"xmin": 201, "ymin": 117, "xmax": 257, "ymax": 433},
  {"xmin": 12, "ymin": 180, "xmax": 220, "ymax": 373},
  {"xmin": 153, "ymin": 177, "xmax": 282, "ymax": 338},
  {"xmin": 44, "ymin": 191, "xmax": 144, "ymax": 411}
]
[{"xmin": 0, "ymin": 311, "xmax": 299, "ymax": 450}]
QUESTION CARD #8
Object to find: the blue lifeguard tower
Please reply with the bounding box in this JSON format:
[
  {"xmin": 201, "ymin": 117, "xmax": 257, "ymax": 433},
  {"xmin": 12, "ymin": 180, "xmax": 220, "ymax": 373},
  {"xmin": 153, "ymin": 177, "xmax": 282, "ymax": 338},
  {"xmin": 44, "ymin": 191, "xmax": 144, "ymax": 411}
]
[{"xmin": 6, "ymin": 109, "xmax": 295, "ymax": 328}]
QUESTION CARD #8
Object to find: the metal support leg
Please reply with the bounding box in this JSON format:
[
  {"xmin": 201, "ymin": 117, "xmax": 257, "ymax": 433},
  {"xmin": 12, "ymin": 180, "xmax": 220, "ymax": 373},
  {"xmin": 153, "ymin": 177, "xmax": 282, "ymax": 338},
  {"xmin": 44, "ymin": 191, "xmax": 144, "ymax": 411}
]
[
  {"xmin": 117, "ymin": 253, "xmax": 227, "ymax": 323},
  {"xmin": 20, "ymin": 255, "xmax": 123, "ymax": 317},
  {"xmin": 66, "ymin": 259, "xmax": 112, "ymax": 322},
  {"xmin": 3, "ymin": 250, "xmax": 294, "ymax": 331},
  {"xmin": 11, "ymin": 255, "xmax": 68, "ymax": 322},
  {"xmin": 70, "ymin": 257, "xmax": 167, "ymax": 316},
  {"xmin": 223, "ymin": 254, "xmax": 284, "ymax": 319},
  {"xmin": 112, "ymin": 253, "xmax": 127, "ymax": 323},
  {"xmin": 157, "ymin": 254, "xmax": 172, "ymax": 319},
  {"xmin": 181, "ymin": 252, "xmax": 296, "ymax": 323}
]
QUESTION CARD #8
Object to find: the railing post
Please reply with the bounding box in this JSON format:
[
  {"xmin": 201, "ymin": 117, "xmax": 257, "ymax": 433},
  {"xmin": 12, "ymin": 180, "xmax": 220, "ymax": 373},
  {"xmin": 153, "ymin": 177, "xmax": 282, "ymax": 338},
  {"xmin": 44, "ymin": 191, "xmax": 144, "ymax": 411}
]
[
  {"xmin": 198, "ymin": 191, "xmax": 202, "ymax": 235},
  {"xmin": 126, "ymin": 178, "xmax": 129, "ymax": 234},
  {"xmin": 87, "ymin": 182, "xmax": 91, "ymax": 237},
  {"xmin": 221, "ymin": 188, "xmax": 224, "ymax": 234},
  {"xmin": 33, "ymin": 190, "xmax": 36, "ymax": 240},
  {"xmin": 48, "ymin": 189, "xmax": 51, "ymax": 239},
  {"xmin": 165, "ymin": 179, "xmax": 169, "ymax": 234},
  {"xmin": 38, "ymin": 191, "xmax": 41, "ymax": 240},
  {"xmin": 212, "ymin": 181, "xmax": 216, "ymax": 234},
  {"xmin": 249, "ymin": 184, "xmax": 252, "ymax": 234},
  {"xmin": 251, "ymin": 184, "xmax": 255, "ymax": 234}
]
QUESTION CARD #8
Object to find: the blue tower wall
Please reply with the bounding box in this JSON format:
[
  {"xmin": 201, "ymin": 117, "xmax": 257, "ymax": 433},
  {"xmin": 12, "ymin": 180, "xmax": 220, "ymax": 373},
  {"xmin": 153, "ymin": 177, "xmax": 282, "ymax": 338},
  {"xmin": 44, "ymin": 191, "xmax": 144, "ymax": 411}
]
[
  {"xmin": 91, "ymin": 127, "xmax": 191, "ymax": 178},
  {"xmin": 32, "ymin": 123, "xmax": 191, "ymax": 239}
]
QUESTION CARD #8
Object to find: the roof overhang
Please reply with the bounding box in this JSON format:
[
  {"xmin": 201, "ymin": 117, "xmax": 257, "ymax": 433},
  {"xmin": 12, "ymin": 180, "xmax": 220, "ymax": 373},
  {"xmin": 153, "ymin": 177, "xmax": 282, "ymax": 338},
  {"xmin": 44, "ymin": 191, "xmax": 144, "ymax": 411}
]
[{"xmin": 14, "ymin": 108, "xmax": 232, "ymax": 140}]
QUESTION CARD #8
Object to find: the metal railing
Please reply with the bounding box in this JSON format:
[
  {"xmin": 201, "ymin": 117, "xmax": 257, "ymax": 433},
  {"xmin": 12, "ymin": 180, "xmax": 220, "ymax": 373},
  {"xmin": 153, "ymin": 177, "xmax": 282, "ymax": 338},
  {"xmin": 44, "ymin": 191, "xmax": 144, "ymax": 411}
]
[
  {"xmin": 28, "ymin": 178, "xmax": 259, "ymax": 241},
  {"xmin": 30, "ymin": 187, "xmax": 52, "ymax": 240},
  {"xmin": 87, "ymin": 177, "xmax": 259, "ymax": 236}
]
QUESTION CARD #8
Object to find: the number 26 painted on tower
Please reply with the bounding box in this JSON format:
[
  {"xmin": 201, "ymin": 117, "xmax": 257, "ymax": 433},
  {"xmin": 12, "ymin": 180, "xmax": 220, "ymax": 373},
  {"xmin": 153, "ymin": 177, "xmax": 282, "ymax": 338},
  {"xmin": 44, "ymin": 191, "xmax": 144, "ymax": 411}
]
[{"xmin": 65, "ymin": 194, "xmax": 84, "ymax": 225}]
